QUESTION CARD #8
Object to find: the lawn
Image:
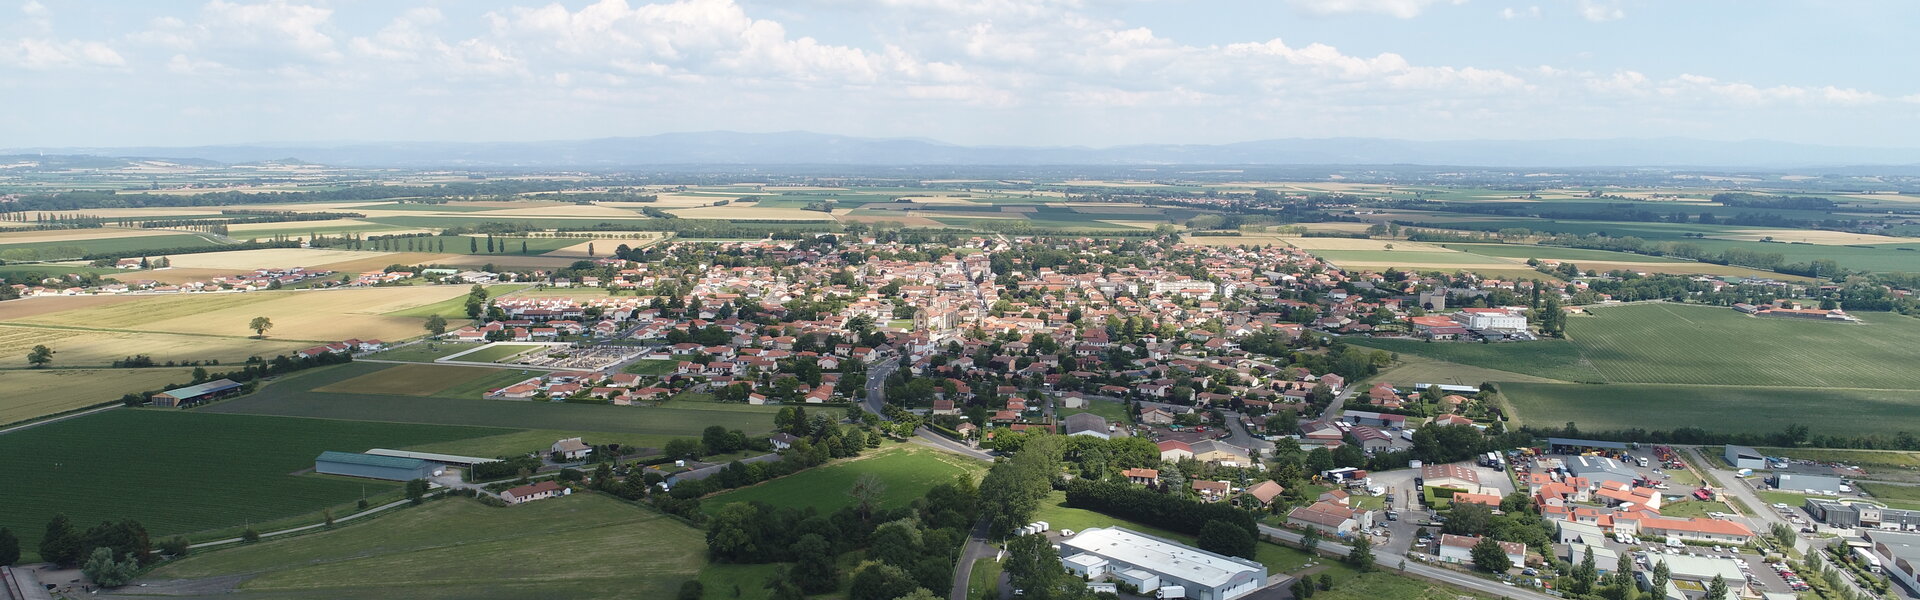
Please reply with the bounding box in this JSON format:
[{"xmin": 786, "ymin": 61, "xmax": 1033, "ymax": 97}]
[
  {"xmin": 149, "ymin": 494, "xmax": 705, "ymax": 600},
  {"xmin": 966, "ymin": 556, "xmax": 1004, "ymax": 600},
  {"xmin": 200, "ymin": 363, "xmax": 778, "ymax": 437},
  {"xmin": 1756, "ymin": 491, "xmax": 1836, "ymax": 507},
  {"xmin": 453, "ymin": 342, "xmax": 548, "ymax": 363},
  {"xmin": 1659, "ymin": 500, "xmax": 1733, "ymax": 519},
  {"xmin": 1057, "ymin": 398, "xmax": 1131, "ymax": 424},
  {"xmin": 0, "ymin": 410, "xmax": 505, "ymax": 560},
  {"xmin": 1759, "ymin": 447, "xmax": 1920, "ymax": 471},
  {"xmin": 702, "ymin": 444, "xmax": 988, "ymax": 515},
  {"xmin": 312, "ymin": 363, "xmax": 514, "ymax": 397},
  {"xmin": 1497, "ymin": 382, "xmax": 1920, "ymax": 436},
  {"xmin": 1368, "ymin": 352, "xmax": 1570, "ymax": 386},
  {"xmin": 622, "ymin": 359, "xmax": 679, "ymax": 376},
  {"xmin": 1316, "ymin": 571, "xmax": 1494, "ymax": 600},
  {"xmin": 363, "ymin": 341, "xmax": 488, "ymax": 363},
  {"xmin": 1860, "ymin": 482, "xmax": 1920, "ymax": 509},
  {"xmin": 0, "ymin": 367, "xmax": 196, "ymax": 425}
]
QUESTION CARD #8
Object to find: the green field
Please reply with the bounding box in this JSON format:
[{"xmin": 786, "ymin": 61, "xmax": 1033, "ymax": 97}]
[
  {"xmin": 1348, "ymin": 338, "xmax": 1604, "ymax": 383},
  {"xmin": 201, "ymin": 363, "xmax": 778, "ymax": 436},
  {"xmin": 1310, "ymin": 249, "xmax": 1512, "ymax": 265},
  {"xmin": 0, "ymin": 410, "xmax": 503, "ymax": 560},
  {"xmin": 0, "ymin": 263, "xmax": 127, "ymax": 280},
  {"xmin": 148, "ymin": 494, "xmax": 705, "ymax": 600},
  {"xmin": 1497, "ymin": 382, "xmax": 1920, "ymax": 435},
  {"xmin": 1759, "ymin": 448, "xmax": 1920, "ymax": 471},
  {"xmin": 622, "ymin": 359, "xmax": 679, "ymax": 376},
  {"xmin": 404, "ymin": 429, "xmax": 678, "ymax": 458},
  {"xmin": 454, "ymin": 343, "xmax": 547, "ymax": 363},
  {"xmin": 363, "ymin": 341, "xmax": 488, "ymax": 363},
  {"xmin": 0, "ymin": 232, "xmax": 221, "ymax": 259},
  {"xmin": 1057, "ymin": 398, "xmax": 1131, "ymax": 423},
  {"xmin": 703, "ymin": 445, "xmax": 987, "ymax": 514},
  {"xmin": 313, "ymin": 363, "xmax": 516, "ymax": 397},
  {"xmin": 1859, "ymin": 483, "xmax": 1920, "ymax": 511},
  {"xmin": 1437, "ymin": 243, "xmax": 1686, "ymax": 262}
]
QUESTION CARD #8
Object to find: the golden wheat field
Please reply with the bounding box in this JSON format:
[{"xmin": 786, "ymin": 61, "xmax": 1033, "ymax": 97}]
[
  {"xmin": 7, "ymin": 287, "xmax": 469, "ymax": 341},
  {"xmin": 0, "ymin": 368, "xmax": 200, "ymax": 425},
  {"xmin": 0, "ymin": 324, "xmax": 305, "ymax": 367}
]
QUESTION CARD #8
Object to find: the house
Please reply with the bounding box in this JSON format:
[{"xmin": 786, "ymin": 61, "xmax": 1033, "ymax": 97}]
[
  {"xmin": 1287, "ymin": 500, "xmax": 1369, "ymax": 535},
  {"xmin": 931, "ymin": 399, "xmax": 959, "ymax": 415},
  {"xmin": 1193, "ymin": 480, "xmax": 1232, "ymax": 502},
  {"xmin": 551, "ymin": 437, "xmax": 591, "ymax": 461},
  {"xmin": 1157, "ymin": 440, "xmax": 1194, "ymax": 462},
  {"xmin": 501, "ymin": 480, "xmax": 570, "ymax": 505},
  {"xmin": 1244, "ymin": 480, "xmax": 1286, "ymax": 507},
  {"xmin": 1139, "ymin": 408, "xmax": 1176, "ymax": 425},
  {"xmin": 1449, "ymin": 492, "xmax": 1503, "ymax": 509},
  {"xmin": 1190, "ymin": 440, "xmax": 1252, "ymax": 465},
  {"xmin": 1437, "ymin": 534, "xmax": 1524, "ymax": 568},
  {"xmin": 1123, "ymin": 468, "xmax": 1160, "ymax": 486},
  {"xmin": 770, "ymin": 433, "xmax": 800, "ymax": 450},
  {"xmin": 1062, "ymin": 412, "xmax": 1111, "ymax": 439},
  {"xmin": 1318, "ymin": 489, "xmax": 1350, "ymax": 506}
]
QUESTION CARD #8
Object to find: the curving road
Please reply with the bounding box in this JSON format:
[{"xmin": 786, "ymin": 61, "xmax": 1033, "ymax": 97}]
[{"xmin": 1258, "ymin": 525, "xmax": 1554, "ymax": 600}]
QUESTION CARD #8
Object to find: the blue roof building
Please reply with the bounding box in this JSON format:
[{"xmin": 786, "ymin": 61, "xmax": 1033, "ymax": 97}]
[{"xmin": 315, "ymin": 451, "xmax": 441, "ymax": 482}]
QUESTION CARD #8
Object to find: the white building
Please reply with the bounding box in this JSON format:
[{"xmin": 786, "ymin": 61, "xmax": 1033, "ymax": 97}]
[
  {"xmin": 1452, "ymin": 308, "xmax": 1527, "ymax": 331},
  {"xmin": 1057, "ymin": 527, "xmax": 1268, "ymax": 600},
  {"xmin": 1436, "ymin": 534, "xmax": 1524, "ymax": 569},
  {"xmin": 1865, "ymin": 530, "xmax": 1920, "ymax": 596}
]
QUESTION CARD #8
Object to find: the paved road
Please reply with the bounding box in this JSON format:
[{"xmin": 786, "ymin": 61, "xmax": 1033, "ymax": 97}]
[
  {"xmin": 1219, "ymin": 410, "xmax": 1276, "ymax": 457},
  {"xmin": 949, "ymin": 520, "xmax": 994, "ymax": 600},
  {"xmin": 863, "ymin": 356, "xmax": 899, "ymax": 418},
  {"xmin": 1258, "ymin": 525, "xmax": 1553, "ymax": 600},
  {"xmin": 0, "ymin": 404, "xmax": 120, "ymax": 436}
]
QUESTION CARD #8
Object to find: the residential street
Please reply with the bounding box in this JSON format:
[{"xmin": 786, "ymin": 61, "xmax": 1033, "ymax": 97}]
[{"xmin": 1258, "ymin": 525, "xmax": 1554, "ymax": 600}]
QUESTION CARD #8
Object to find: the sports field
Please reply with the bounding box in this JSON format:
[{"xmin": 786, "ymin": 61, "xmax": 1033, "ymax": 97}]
[
  {"xmin": 0, "ymin": 367, "xmax": 196, "ymax": 425},
  {"xmin": 701, "ymin": 444, "xmax": 987, "ymax": 514},
  {"xmin": 8, "ymin": 287, "xmax": 470, "ymax": 341},
  {"xmin": 1496, "ymin": 382, "xmax": 1920, "ymax": 436},
  {"xmin": 0, "ymin": 410, "xmax": 504, "ymax": 559},
  {"xmin": 148, "ymin": 494, "xmax": 705, "ymax": 600}
]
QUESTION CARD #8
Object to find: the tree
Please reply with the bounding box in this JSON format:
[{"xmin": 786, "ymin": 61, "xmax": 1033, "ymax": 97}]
[
  {"xmin": 790, "ymin": 533, "xmax": 839, "ymax": 593},
  {"xmin": 848, "ymin": 562, "xmax": 919, "ymax": 600},
  {"xmin": 39, "ymin": 514, "xmax": 81, "ymax": 567},
  {"xmin": 1197, "ymin": 519, "xmax": 1257, "ymax": 560},
  {"xmin": 424, "ymin": 314, "xmax": 449, "ymax": 335},
  {"xmin": 248, "ymin": 316, "xmax": 274, "ymax": 338},
  {"xmin": 242, "ymin": 527, "xmax": 260, "ymax": 543},
  {"xmin": 26, "ymin": 344, "xmax": 54, "ymax": 368},
  {"xmin": 0, "ymin": 527, "xmax": 18, "ymax": 566},
  {"xmin": 848, "ymin": 473, "xmax": 889, "ymax": 521},
  {"xmin": 1346, "ymin": 534, "xmax": 1375, "ymax": 571},
  {"xmin": 1469, "ymin": 536, "xmax": 1512, "ymax": 573},
  {"xmin": 1705, "ymin": 574, "xmax": 1728, "ymax": 600},
  {"xmin": 1301, "ymin": 526, "xmax": 1322, "ymax": 552},
  {"xmin": 406, "ymin": 479, "xmax": 429, "ymax": 505},
  {"xmin": 81, "ymin": 547, "xmax": 139, "ymax": 588},
  {"xmin": 1651, "ymin": 560, "xmax": 1671, "ymax": 596},
  {"xmin": 663, "ymin": 438, "xmax": 704, "ymax": 460}
]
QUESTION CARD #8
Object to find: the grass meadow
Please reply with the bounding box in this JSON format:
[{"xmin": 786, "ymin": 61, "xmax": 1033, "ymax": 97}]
[
  {"xmin": 149, "ymin": 494, "xmax": 705, "ymax": 600},
  {"xmin": 312, "ymin": 363, "xmax": 515, "ymax": 397},
  {"xmin": 701, "ymin": 444, "xmax": 987, "ymax": 515},
  {"xmin": 0, "ymin": 410, "xmax": 504, "ymax": 560},
  {"xmin": 1496, "ymin": 382, "xmax": 1920, "ymax": 436}
]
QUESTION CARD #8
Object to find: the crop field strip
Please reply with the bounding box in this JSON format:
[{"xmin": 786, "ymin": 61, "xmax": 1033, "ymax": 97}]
[
  {"xmin": 0, "ymin": 410, "xmax": 507, "ymax": 558},
  {"xmin": 1497, "ymin": 382, "xmax": 1920, "ymax": 436},
  {"xmin": 148, "ymin": 494, "xmax": 705, "ymax": 600},
  {"xmin": 1567, "ymin": 304, "xmax": 1920, "ymax": 389},
  {"xmin": 0, "ymin": 323, "xmax": 307, "ymax": 368},
  {"xmin": 6, "ymin": 286, "xmax": 473, "ymax": 342}
]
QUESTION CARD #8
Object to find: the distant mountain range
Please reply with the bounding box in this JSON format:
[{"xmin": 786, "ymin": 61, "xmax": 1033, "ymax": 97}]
[{"xmin": 10, "ymin": 131, "xmax": 1920, "ymax": 169}]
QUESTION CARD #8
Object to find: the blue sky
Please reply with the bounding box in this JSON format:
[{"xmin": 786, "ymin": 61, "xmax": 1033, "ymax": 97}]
[{"xmin": 1, "ymin": 0, "xmax": 1913, "ymax": 148}]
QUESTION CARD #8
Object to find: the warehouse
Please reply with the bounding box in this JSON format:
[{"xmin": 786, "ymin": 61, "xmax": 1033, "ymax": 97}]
[
  {"xmin": 1057, "ymin": 527, "xmax": 1268, "ymax": 600},
  {"xmin": 150, "ymin": 379, "xmax": 244, "ymax": 408},
  {"xmin": 315, "ymin": 451, "xmax": 442, "ymax": 482},
  {"xmin": 1775, "ymin": 473, "xmax": 1844, "ymax": 495},
  {"xmin": 1563, "ymin": 455, "xmax": 1639, "ymax": 489},
  {"xmin": 1864, "ymin": 530, "xmax": 1920, "ymax": 595},
  {"xmin": 1805, "ymin": 499, "xmax": 1920, "ymax": 530},
  {"xmin": 1724, "ymin": 446, "xmax": 1767, "ymax": 470}
]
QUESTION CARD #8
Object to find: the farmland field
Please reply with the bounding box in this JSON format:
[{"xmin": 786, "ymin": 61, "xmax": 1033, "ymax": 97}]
[
  {"xmin": 147, "ymin": 494, "xmax": 705, "ymax": 600},
  {"xmin": 312, "ymin": 363, "xmax": 510, "ymax": 397},
  {"xmin": 701, "ymin": 444, "xmax": 987, "ymax": 514},
  {"xmin": 1496, "ymin": 382, "xmax": 1920, "ymax": 436},
  {"xmin": 201, "ymin": 362, "xmax": 778, "ymax": 436},
  {"xmin": 622, "ymin": 359, "xmax": 678, "ymax": 376},
  {"xmin": 404, "ymin": 429, "xmax": 679, "ymax": 458},
  {"xmin": 1359, "ymin": 303, "xmax": 1920, "ymax": 389},
  {"xmin": 386, "ymin": 284, "xmax": 528, "ymax": 318},
  {"xmin": 0, "ymin": 410, "xmax": 504, "ymax": 560},
  {"xmin": 362, "ymin": 341, "xmax": 487, "ymax": 362},
  {"xmin": 0, "ymin": 367, "xmax": 196, "ymax": 425},
  {"xmin": 0, "ymin": 323, "xmax": 306, "ymax": 367},
  {"xmin": 8, "ymin": 287, "xmax": 471, "ymax": 341},
  {"xmin": 452, "ymin": 342, "xmax": 548, "ymax": 363},
  {"xmin": 0, "ymin": 232, "xmax": 221, "ymax": 260}
]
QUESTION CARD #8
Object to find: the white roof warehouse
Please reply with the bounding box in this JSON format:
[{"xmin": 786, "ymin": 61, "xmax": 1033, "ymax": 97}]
[{"xmin": 1057, "ymin": 527, "xmax": 1268, "ymax": 600}]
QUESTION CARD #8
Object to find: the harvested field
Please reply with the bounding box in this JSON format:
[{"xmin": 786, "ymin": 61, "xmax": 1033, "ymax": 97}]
[
  {"xmin": 0, "ymin": 368, "xmax": 197, "ymax": 425},
  {"xmin": 0, "ymin": 324, "xmax": 305, "ymax": 367},
  {"xmin": 317, "ymin": 252, "xmax": 464, "ymax": 272},
  {"xmin": 161, "ymin": 248, "xmax": 394, "ymax": 270},
  {"xmin": 11, "ymin": 287, "xmax": 469, "ymax": 341},
  {"xmin": 311, "ymin": 363, "xmax": 508, "ymax": 397},
  {"xmin": 541, "ymin": 235, "xmax": 666, "ymax": 258},
  {"xmin": 1181, "ymin": 234, "xmax": 1291, "ymax": 246},
  {"xmin": 835, "ymin": 212, "xmax": 945, "ymax": 227},
  {"xmin": 0, "ymin": 227, "xmax": 178, "ymax": 244},
  {"xmin": 0, "ymin": 294, "xmax": 141, "ymax": 320},
  {"xmin": 226, "ymin": 218, "xmax": 374, "ymax": 233},
  {"xmin": 1708, "ymin": 229, "xmax": 1920, "ymax": 245},
  {"xmin": 668, "ymin": 205, "xmax": 834, "ymax": 220}
]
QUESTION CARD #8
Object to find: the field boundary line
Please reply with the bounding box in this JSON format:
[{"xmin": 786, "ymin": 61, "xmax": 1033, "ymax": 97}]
[{"xmin": 0, "ymin": 404, "xmax": 120, "ymax": 436}]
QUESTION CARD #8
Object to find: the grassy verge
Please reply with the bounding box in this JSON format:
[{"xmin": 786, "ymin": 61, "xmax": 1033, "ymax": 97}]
[{"xmin": 967, "ymin": 557, "xmax": 1003, "ymax": 600}]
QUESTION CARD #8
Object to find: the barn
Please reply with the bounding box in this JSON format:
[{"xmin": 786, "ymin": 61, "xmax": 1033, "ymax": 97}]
[
  {"xmin": 315, "ymin": 451, "xmax": 442, "ymax": 481},
  {"xmin": 150, "ymin": 379, "xmax": 244, "ymax": 408}
]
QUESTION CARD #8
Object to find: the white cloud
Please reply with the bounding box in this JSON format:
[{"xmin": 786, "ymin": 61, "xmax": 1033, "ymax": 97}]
[
  {"xmin": 1286, "ymin": 0, "xmax": 1467, "ymax": 18},
  {"xmin": 1576, "ymin": 0, "xmax": 1623, "ymax": 22},
  {"xmin": 1500, "ymin": 6, "xmax": 1541, "ymax": 19},
  {"xmin": 0, "ymin": 38, "xmax": 124, "ymax": 69}
]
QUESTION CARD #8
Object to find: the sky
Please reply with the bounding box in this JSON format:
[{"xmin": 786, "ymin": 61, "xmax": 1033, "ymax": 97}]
[{"xmin": 1, "ymin": 0, "xmax": 1915, "ymax": 149}]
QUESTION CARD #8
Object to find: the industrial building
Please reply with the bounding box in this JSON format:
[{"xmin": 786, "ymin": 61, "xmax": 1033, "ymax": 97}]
[
  {"xmin": 1775, "ymin": 473, "xmax": 1843, "ymax": 494},
  {"xmin": 1863, "ymin": 530, "xmax": 1920, "ymax": 595},
  {"xmin": 1562, "ymin": 455, "xmax": 1640, "ymax": 488},
  {"xmin": 1635, "ymin": 552, "xmax": 1747, "ymax": 600},
  {"xmin": 315, "ymin": 451, "xmax": 442, "ymax": 481},
  {"xmin": 1724, "ymin": 446, "xmax": 1767, "ymax": 470},
  {"xmin": 1057, "ymin": 527, "xmax": 1268, "ymax": 600},
  {"xmin": 1805, "ymin": 498, "xmax": 1920, "ymax": 530},
  {"xmin": 150, "ymin": 379, "xmax": 244, "ymax": 408}
]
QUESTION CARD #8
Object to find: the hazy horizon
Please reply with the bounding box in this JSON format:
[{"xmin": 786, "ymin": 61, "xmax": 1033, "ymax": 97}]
[{"xmin": 3, "ymin": 0, "xmax": 1916, "ymax": 149}]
